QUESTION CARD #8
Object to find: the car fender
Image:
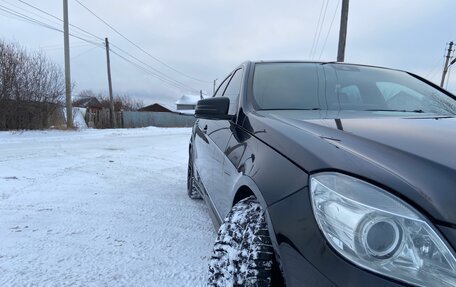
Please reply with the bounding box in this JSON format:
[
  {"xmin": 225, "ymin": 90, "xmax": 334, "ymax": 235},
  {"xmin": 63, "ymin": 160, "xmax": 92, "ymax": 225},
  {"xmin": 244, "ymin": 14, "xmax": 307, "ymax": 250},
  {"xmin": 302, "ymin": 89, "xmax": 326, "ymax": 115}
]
[
  {"xmin": 230, "ymin": 174, "xmax": 288, "ymax": 279},
  {"xmin": 231, "ymin": 175, "xmax": 268, "ymax": 209}
]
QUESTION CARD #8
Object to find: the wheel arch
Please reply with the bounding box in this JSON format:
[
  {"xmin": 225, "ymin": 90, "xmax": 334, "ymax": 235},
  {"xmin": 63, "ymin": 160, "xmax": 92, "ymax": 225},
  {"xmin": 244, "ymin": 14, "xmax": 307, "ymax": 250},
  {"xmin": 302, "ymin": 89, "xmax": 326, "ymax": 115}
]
[
  {"xmin": 232, "ymin": 185, "xmax": 255, "ymax": 206},
  {"xmin": 231, "ymin": 175, "xmax": 267, "ymax": 210},
  {"xmin": 231, "ymin": 176, "xmax": 287, "ymax": 285}
]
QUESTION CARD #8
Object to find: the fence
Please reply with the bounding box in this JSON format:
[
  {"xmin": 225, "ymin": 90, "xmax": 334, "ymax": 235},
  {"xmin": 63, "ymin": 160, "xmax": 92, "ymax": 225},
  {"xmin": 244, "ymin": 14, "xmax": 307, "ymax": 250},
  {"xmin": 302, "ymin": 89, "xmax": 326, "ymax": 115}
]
[
  {"xmin": 122, "ymin": 111, "xmax": 196, "ymax": 128},
  {"xmin": 0, "ymin": 103, "xmax": 195, "ymax": 130},
  {"xmin": 85, "ymin": 108, "xmax": 122, "ymax": 129},
  {"xmin": 0, "ymin": 100, "xmax": 64, "ymax": 130},
  {"xmin": 83, "ymin": 110, "xmax": 196, "ymax": 129}
]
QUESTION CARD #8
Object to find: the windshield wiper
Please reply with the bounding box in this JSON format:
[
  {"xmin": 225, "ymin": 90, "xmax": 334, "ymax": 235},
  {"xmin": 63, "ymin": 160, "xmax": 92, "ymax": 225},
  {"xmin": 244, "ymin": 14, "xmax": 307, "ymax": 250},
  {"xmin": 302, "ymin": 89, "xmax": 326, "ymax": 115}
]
[{"xmin": 363, "ymin": 109, "xmax": 425, "ymax": 113}]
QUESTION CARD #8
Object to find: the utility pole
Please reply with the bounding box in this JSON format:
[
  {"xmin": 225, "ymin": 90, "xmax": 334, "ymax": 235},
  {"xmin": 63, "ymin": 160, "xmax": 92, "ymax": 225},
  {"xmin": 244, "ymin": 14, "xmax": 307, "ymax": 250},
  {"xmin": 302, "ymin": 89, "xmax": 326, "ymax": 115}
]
[
  {"xmin": 63, "ymin": 0, "xmax": 73, "ymax": 128},
  {"xmin": 337, "ymin": 0, "xmax": 350, "ymax": 62},
  {"xmin": 440, "ymin": 41, "xmax": 454, "ymax": 88},
  {"xmin": 213, "ymin": 79, "xmax": 217, "ymax": 95},
  {"xmin": 105, "ymin": 37, "xmax": 116, "ymax": 128}
]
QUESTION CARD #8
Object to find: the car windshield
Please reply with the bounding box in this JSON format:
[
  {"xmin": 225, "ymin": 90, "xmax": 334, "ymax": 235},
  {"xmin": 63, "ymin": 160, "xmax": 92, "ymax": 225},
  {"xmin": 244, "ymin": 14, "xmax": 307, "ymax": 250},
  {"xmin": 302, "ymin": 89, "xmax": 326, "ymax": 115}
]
[{"xmin": 252, "ymin": 62, "xmax": 456, "ymax": 115}]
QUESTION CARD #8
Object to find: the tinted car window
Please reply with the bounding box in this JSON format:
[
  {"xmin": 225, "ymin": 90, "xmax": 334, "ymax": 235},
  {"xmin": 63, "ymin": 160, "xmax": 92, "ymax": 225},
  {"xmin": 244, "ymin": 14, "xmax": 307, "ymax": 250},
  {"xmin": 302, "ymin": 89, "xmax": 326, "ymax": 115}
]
[
  {"xmin": 325, "ymin": 64, "xmax": 456, "ymax": 114},
  {"xmin": 253, "ymin": 63, "xmax": 320, "ymax": 110},
  {"xmin": 223, "ymin": 69, "xmax": 243, "ymax": 115}
]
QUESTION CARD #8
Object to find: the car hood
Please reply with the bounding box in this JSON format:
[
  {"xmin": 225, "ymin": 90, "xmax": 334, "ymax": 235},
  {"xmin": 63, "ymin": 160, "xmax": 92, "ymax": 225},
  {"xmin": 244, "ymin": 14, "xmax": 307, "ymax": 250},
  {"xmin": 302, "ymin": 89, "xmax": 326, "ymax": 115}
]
[
  {"xmin": 302, "ymin": 116, "xmax": 456, "ymax": 171},
  {"xmin": 250, "ymin": 110, "xmax": 456, "ymax": 225}
]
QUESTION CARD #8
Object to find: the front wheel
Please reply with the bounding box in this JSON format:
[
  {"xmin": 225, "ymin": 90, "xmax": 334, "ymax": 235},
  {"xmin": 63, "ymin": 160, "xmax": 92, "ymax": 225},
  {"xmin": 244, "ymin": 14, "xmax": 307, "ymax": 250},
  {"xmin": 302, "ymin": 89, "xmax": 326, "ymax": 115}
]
[
  {"xmin": 187, "ymin": 149, "xmax": 202, "ymax": 200},
  {"xmin": 208, "ymin": 196, "xmax": 273, "ymax": 286}
]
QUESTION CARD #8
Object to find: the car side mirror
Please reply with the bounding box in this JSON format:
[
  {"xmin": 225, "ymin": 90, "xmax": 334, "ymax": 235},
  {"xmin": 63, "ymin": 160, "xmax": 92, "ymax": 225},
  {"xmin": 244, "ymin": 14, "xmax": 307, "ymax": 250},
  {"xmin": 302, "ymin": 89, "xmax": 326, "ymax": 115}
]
[{"xmin": 195, "ymin": 97, "xmax": 232, "ymax": 120}]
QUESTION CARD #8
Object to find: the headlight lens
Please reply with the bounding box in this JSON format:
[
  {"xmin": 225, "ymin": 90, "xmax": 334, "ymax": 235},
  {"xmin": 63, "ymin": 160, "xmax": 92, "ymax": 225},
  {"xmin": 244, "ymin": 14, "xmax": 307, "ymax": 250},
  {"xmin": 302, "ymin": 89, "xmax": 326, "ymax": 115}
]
[{"xmin": 310, "ymin": 173, "xmax": 456, "ymax": 287}]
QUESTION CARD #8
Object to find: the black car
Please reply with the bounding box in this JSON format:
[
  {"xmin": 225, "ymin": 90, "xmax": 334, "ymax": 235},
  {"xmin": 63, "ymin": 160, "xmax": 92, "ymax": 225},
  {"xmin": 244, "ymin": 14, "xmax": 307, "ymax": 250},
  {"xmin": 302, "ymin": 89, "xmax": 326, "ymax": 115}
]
[{"xmin": 187, "ymin": 61, "xmax": 456, "ymax": 287}]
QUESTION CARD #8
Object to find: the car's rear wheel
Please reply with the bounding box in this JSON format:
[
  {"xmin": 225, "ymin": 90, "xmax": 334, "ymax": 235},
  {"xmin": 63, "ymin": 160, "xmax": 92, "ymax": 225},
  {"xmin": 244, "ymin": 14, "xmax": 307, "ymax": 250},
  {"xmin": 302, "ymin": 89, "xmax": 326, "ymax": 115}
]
[
  {"xmin": 187, "ymin": 149, "xmax": 202, "ymax": 200},
  {"xmin": 208, "ymin": 196, "xmax": 273, "ymax": 286}
]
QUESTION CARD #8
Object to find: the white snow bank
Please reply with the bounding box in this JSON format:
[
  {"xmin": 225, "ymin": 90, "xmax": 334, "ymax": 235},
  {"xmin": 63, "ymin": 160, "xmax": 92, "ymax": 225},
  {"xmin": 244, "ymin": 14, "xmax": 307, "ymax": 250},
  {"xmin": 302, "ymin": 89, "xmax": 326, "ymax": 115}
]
[
  {"xmin": 73, "ymin": 107, "xmax": 88, "ymax": 129},
  {"xmin": 62, "ymin": 107, "xmax": 88, "ymax": 129}
]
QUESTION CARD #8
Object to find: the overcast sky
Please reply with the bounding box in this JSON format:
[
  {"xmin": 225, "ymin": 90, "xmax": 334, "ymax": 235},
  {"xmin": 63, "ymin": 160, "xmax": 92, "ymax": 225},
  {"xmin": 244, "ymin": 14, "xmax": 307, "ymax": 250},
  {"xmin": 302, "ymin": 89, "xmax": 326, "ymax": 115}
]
[{"xmin": 0, "ymin": 0, "xmax": 455, "ymax": 106}]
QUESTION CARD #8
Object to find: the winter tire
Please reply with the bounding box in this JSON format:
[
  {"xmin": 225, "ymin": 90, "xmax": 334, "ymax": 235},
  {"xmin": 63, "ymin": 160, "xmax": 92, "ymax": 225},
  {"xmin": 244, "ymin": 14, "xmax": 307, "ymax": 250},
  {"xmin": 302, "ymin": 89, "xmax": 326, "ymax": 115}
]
[
  {"xmin": 187, "ymin": 149, "xmax": 202, "ymax": 200},
  {"xmin": 208, "ymin": 196, "xmax": 273, "ymax": 286}
]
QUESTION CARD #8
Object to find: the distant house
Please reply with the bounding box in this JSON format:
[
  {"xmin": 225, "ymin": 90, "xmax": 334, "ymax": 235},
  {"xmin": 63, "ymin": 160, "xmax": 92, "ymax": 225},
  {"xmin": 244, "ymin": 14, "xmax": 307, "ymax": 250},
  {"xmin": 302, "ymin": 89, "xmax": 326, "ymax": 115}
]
[
  {"xmin": 73, "ymin": 97, "xmax": 102, "ymax": 113},
  {"xmin": 138, "ymin": 103, "xmax": 173, "ymax": 113},
  {"xmin": 73, "ymin": 97, "xmax": 106, "ymax": 128},
  {"xmin": 175, "ymin": 94, "xmax": 201, "ymax": 111}
]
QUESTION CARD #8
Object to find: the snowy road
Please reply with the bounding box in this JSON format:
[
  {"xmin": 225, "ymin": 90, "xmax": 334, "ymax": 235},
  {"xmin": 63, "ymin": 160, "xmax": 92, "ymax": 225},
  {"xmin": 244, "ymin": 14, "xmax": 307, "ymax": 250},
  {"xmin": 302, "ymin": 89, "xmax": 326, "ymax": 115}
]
[{"xmin": 0, "ymin": 127, "xmax": 216, "ymax": 286}]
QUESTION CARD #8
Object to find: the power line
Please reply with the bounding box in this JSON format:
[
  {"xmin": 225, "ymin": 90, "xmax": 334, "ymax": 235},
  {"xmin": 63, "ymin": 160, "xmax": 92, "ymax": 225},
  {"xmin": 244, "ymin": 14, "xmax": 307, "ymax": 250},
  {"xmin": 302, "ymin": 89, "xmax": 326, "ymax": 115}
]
[
  {"xmin": 426, "ymin": 54, "xmax": 446, "ymax": 80},
  {"xmin": 318, "ymin": 0, "xmax": 341, "ymax": 60},
  {"xmin": 110, "ymin": 49, "xmax": 198, "ymax": 93},
  {"xmin": 110, "ymin": 48, "xmax": 200, "ymax": 92},
  {"xmin": 110, "ymin": 50, "xmax": 191, "ymax": 92},
  {"xmin": 73, "ymin": 0, "xmax": 211, "ymax": 84},
  {"xmin": 312, "ymin": 0, "xmax": 330, "ymax": 60},
  {"xmin": 44, "ymin": 44, "xmax": 99, "ymax": 52},
  {"xmin": 109, "ymin": 43, "xmax": 199, "ymax": 92},
  {"xmin": 42, "ymin": 43, "xmax": 94, "ymax": 51},
  {"xmin": 0, "ymin": 0, "xmax": 61, "ymax": 26},
  {"xmin": 427, "ymin": 42, "xmax": 454, "ymax": 81},
  {"xmin": 310, "ymin": 0, "xmax": 330, "ymax": 60},
  {"xmin": 0, "ymin": 4, "xmax": 102, "ymax": 46},
  {"xmin": 15, "ymin": 0, "xmax": 103, "ymax": 42},
  {"xmin": 309, "ymin": 0, "xmax": 327, "ymax": 59},
  {"xmin": 39, "ymin": 41, "xmax": 91, "ymax": 49},
  {"xmin": 0, "ymin": 2, "xmax": 199, "ymax": 93},
  {"xmin": 0, "ymin": 4, "xmax": 61, "ymax": 31},
  {"xmin": 17, "ymin": 0, "xmax": 62, "ymax": 21},
  {"xmin": 71, "ymin": 45, "xmax": 101, "ymax": 60}
]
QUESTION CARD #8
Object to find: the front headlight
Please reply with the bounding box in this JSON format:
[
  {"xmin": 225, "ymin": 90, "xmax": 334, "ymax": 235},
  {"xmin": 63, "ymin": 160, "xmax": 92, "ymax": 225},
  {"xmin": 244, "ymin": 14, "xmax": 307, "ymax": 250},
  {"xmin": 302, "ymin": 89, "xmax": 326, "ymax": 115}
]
[{"xmin": 310, "ymin": 172, "xmax": 456, "ymax": 287}]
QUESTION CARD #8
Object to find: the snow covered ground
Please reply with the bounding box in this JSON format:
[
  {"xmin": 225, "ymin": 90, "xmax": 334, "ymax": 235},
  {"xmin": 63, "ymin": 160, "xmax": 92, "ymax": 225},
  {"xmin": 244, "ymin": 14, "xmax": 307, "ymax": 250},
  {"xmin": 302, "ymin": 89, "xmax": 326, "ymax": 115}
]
[{"xmin": 0, "ymin": 127, "xmax": 216, "ymax": 286}]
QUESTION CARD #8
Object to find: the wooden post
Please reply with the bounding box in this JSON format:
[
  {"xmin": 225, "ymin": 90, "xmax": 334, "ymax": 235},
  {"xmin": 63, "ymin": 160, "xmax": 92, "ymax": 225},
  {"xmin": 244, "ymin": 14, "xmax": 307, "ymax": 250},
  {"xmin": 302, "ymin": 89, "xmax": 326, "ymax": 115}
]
[{"xmin": 105, "ymin": 37, "xmax": 116, "ymax": 128}]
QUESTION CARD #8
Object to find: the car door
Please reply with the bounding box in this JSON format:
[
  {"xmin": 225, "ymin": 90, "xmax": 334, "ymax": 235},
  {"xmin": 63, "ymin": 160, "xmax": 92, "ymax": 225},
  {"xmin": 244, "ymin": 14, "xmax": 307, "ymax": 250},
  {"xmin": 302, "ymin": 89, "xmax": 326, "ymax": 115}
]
[
  {"xmin": 210, "ymin": 68, "xmax": 244, "ymax": 217},
  {"xmin": 193, "ymin": 76, "xmax": 230, "ymax": 198}
]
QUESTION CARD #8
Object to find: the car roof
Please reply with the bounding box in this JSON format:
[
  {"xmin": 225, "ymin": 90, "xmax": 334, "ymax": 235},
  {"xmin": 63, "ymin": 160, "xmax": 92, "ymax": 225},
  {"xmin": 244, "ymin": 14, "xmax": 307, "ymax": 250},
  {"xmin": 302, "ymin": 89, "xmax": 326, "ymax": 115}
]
[{"xmin": 245, "ymin": 60, "xmax": 406, "ymax": 74}]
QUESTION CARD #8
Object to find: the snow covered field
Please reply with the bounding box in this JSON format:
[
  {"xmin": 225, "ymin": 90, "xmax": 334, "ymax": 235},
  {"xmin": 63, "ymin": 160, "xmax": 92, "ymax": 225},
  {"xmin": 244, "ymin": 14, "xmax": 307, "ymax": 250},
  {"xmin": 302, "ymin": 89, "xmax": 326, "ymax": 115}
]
[{"xmin": 0, "ymin": 127, "xmax": 215, "ymax": 286}]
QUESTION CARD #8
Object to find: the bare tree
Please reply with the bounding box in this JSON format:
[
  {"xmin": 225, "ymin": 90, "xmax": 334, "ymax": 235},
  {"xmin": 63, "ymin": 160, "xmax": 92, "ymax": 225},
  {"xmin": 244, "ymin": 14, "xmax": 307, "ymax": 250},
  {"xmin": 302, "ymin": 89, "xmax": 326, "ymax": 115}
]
[
  {"xmin": 0, "ymin": 40, "xmax": 65, "ymax": 130},
  {"xmin": 115, "ymin": 94, "xmax": 144, "ymax": 111},
  {"xmin": 95, "ymin": 93, "xmax": 144, "ymax": 111},
  {"xmin": 77, "ymin": 89, "xmax": 97, "ymax": 99}
]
